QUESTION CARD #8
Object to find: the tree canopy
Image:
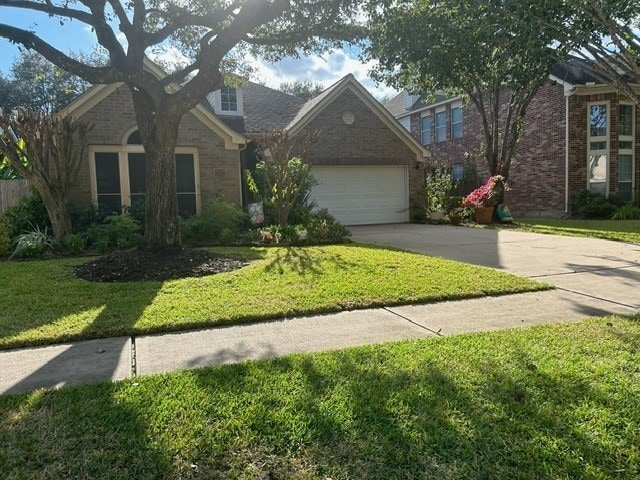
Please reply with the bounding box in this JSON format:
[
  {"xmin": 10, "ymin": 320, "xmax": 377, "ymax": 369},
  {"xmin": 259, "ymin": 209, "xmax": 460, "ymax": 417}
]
[
  {"xmin": 367, "ymin": 0, "xmax": 572, "ymax": 178},
  {"xmin": 0, "ymin": 0, "xmax": 365, "ymax": 249},
  {"xmin": 278, "ymin": 80, "xmax": 326, "ymax": 100}
]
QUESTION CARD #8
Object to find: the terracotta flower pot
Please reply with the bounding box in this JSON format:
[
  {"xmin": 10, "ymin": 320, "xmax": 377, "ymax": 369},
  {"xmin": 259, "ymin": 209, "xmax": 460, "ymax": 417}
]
[{"xmin": 474, "ymin": 206, "xmax": 494, "ymax": 224}]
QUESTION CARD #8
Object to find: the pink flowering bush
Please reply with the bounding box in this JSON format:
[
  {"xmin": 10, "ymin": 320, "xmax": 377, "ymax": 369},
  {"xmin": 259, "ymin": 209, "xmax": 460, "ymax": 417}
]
[{"xmin": 462, "ymin": 175, "xmax": 507, "ymax": 208}]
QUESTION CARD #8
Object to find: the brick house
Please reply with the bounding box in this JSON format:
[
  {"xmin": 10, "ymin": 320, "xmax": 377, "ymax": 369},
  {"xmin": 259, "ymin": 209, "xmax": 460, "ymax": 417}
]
[
  {"xmin": 63, "ymin": 63, "xmax": 428, "ymax": 225},
  {"xmin": 385, "ymin": 59, "xmax": 639, "ymax": 216}
]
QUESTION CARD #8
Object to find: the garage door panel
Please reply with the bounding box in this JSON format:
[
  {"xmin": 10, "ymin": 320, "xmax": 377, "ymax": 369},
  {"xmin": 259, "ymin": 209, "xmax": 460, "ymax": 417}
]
[{"xmin": 310, "ymin": 166, "xmax": 408, "ymax": 225}]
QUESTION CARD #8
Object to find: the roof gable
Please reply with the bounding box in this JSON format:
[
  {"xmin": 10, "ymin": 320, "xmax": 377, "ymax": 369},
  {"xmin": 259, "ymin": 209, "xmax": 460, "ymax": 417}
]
[
  {"xmin": 286, "ymin": 75, "xmax": 429, "ymax": 158},
  {"xmin": 60, "ymin": 60, "xmax": 246, "ymax": 149}
]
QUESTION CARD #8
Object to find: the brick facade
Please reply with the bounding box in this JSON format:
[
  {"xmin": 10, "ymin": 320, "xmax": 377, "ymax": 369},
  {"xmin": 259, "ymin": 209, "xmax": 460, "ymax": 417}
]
[
  {"xmin": 405, "ymin": 82, "xmax": 567, "ymax": 216},
  {"xmin": 305, "ymin": 88, "xmax": 425, "ymax": 213},
  {"xmin": 401, "ymin": 81, "xmax": 640, "ymax": 216},
  {"xmin": 73, "ymin": 85, "xmax": 242, "ymax": 209}
]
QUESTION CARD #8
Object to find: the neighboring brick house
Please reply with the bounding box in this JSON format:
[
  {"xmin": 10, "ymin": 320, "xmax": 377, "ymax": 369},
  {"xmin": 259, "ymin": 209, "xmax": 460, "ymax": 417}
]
[
  {"xmin": 63, "ymin": 64, "xmax": 428, "ymax": 225},
  {"xmin": 385, "ymin": 59, "xmax": 639, "ymax": 216}
]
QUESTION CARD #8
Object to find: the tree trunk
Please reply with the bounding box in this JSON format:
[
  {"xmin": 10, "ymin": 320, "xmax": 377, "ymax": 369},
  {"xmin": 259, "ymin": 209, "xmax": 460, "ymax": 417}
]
[
  {"xmin": 36, "ymin": 183, "xmax": 72, "ymax": 240},
  {"xmin": 131, "ymin": 91, "xmax": 182, "ymax": 251}
]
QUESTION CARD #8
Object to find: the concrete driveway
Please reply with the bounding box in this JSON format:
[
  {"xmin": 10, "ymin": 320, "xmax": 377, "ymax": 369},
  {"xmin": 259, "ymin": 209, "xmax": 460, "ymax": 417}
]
[{"xmin": 351, "ymin": 224, "xmax": 640, "ymax": 310}]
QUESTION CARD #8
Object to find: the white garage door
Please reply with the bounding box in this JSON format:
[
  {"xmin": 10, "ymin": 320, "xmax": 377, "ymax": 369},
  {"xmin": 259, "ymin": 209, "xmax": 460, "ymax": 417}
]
[{"xmin": 310, "ymin": 166, "xmax": 409, "ymax": 225}]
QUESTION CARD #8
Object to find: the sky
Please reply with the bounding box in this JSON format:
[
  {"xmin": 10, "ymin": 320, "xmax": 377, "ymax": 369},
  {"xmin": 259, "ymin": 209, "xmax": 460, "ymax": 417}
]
[{"xmin": 0, "ymin": 9, "xmax": 397, "ymax": 100}]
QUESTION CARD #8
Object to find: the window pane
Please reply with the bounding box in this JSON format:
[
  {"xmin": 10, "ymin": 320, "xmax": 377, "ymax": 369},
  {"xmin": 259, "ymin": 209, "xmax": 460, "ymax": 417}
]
[
  {"xmin": 128, "ymin": 153, "xmax": 146, "ymax": 195},
  {"xmin": 435, "ymin": 111, "xmax": 447, "ymax": 142},
  {"xmin": 618, "ymin": 183, "xmax": 632, "ymax": 202},
  {"xmin": 619, "ymin": 104, "xmax": 633, "ymax": 137},
  {"xmin": 95, "ymin": 152, "xmax": 121, "ymax": 194},
  {"xmin": 177, "ymin": 194, "xmax": 197, "ymax": 217},
  {"xmin": 618, "ymin": 155, "xmax": 633, "ymax": 182},
  {"xmin": 175, "ymin": 154, "xmax": 195, "ymax": 192},
  {"xmin": 590, "ymin": 141, "xmax": 607, "ymax": 151},
  {"xmin": 452, "ymin": 163, "xmax": 464, "ymax": 181},
  {"xmin": 221, "ymin": 87, "xmax": 237, "ymax": 111},
  {"xmin": 452, "ymin": 123, "xmax": 463, "ymax": 139},
  {"xmin": 590, "ymin": 104, "xmax": 607, "ymax": 137},
  {"xmin": 451, "ymin": 107, "xmax": 462, "ymax": 124},
  {"xmin": 589, "ymin": 154, "xmax": 607, "ymax": 182},
  {"xmin": 421, "ymin": 116, "xmax": 431, "ymax": 145},
  {"xmin": 127, "ymin": 130, "xmax": 143, "ymax": 145},
  {"xmin": 619, "ymin": 140, "xmax": 633, "ymax": 150}
]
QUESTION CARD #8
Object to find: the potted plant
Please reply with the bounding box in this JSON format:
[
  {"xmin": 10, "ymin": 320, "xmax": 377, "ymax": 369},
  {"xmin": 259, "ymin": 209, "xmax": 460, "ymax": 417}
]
[{"xmin": 461, "ymin": 175, "xmax": 507, "ymax": 224}]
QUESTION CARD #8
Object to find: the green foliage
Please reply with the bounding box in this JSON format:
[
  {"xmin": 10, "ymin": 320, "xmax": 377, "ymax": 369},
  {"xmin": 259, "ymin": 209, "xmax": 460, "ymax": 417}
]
[
  {"xmin": 424, "ymin": 166, "xmax": 456, "ymax": 213},
  {"xmin": 0, "ymin": 192, "xmax": 51, "ymax": 239},
  {"xmin": 367, "ymin": 0, "xmax": 569, "ymax": 176},
  {"xmin": 612, "ymin": 204, "xmax": 640, "ymax": 220},
  {"xmin": 259, "ymin": 224, "xmax": 302, "ymax": 245},
  {"xmin": 0, "ymin": 223, "xmax": 11, "ymax": 255},
  {"xmin": 64, "ymin": 234, "xmax": 86, "ymax": 254},
  {"xmin": 69, "ymin": 203, "xmax": 113, "ymax": 234},
  {"xmin": 571, "ymin": 190, "xmax": 620, "ymax": 219},
  {"xmin": 10, "ymin": 225, "xmax": 55, "ymax": 259},
  {"xmin": 303, "ymin": 208, "xmax": 351, "ymax": 243},
  {"xmin": 278, "ymin": 80, "xmax": 325, "ymax": 100},
  {"xmin": 514, "ymin": 219, "xmax": 640, "ymax": 244},
  {"xmin": 180, "ymin": 197, "xmax": 249, "ymax": 243},
  {"xmin": 85, "ymin": 214, "xmax": 142, "ymax": 251}
]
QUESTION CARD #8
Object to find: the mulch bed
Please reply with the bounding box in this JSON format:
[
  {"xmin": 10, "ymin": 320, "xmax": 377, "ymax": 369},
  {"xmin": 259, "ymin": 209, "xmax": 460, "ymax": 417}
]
[{"xmin": 74, "ymin": 248, "xmax": 247, "ymax": 282}]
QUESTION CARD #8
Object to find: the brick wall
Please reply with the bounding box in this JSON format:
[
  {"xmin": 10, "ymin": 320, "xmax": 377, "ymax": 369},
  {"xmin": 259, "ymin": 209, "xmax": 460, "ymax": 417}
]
[
  {"xmin": 73, "ymin": 85, "xmax": 242, "ymax": 209},
  {"xmin": 305, "ymin": 88, "xmax": 425, "ymax": 212},
  {"xmin": 406, "ymin": 82, "xmax": 567, "ymax": 216}
]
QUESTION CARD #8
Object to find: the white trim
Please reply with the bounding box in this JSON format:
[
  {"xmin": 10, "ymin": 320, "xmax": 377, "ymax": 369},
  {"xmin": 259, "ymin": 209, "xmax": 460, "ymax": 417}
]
[
  {"xmin": 565, "ymin": 93, "xmax": 570, "ymax": 214},
  {"xmin": 209, "ymin": 87, "xmax": 245, "ymax": 117}
]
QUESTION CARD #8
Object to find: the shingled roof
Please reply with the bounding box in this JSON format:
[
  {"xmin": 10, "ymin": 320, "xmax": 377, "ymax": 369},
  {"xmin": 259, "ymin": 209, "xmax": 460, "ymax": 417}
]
[
  {"xmin": 550, "ymin": 55, "xmax": 602, "ymax": 86},
  {"xmin": 384, "ymin": 91, "xmax": 452, "ymax": 117}
]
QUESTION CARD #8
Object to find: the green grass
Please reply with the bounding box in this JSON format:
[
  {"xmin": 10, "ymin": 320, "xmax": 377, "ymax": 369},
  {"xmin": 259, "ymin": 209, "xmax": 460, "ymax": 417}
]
[
  {"xmin": 0, "ymin": 245, "xmax": 548, "ymax": 350},
  {"xmin": 1, "ymin": 315, "xmax": 638, "ymax": 479},
  {"xmin": 514, "ymin": 219, "xmax": 640, "ymax": 244}
]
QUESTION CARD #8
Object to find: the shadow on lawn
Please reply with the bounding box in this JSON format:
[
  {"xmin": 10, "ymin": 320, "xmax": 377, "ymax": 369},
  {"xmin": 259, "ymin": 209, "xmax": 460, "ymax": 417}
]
[
  {"xmin": 1, "ymin": 260, "xmax": 162, "ymax": 394},
  {"xmin": 263, "ymin": 245, "xmax": 357, "ymax": 275},
  {"xmin": 2, "ymin": 323, "xmax": 639, "ymax": 478}
]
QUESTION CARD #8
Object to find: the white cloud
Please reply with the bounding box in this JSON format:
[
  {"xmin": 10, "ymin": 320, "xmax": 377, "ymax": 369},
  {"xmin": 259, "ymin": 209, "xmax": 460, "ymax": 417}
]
[{"xmin": 250, "ymin": 50, "xmax": 398, "ymax": 100}]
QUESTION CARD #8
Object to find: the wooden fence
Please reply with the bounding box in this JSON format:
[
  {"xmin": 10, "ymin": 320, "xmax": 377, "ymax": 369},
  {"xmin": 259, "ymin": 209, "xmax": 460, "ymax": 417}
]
[{"xmin": 0, "ymin": 179, "xmax": 30, "ymax": 216}]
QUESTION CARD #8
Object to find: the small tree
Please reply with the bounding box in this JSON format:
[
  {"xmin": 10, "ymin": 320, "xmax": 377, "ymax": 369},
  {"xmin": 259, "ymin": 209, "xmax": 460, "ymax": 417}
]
[
  {"xmin": 250, "ymin": 130, "xmax": 319, "ymax": 227},
  {"xmin": 0, "ymin": 110, "xmax": 93, "ymax": 240},
  {"xmin": 367, "ymin": 0, "xmax": 571, "ymax": 179}
]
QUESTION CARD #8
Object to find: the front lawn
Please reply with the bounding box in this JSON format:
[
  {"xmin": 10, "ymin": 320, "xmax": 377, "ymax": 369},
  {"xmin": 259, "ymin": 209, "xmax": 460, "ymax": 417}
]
[
  {"xmin": 515, "ymin": 219, "xmax": 640, "ymax": 244},
  {"xmin": 1, "ymin": 315, "xmax": 638, "ymax": 479},
  {"xmin": 0, "ymin": 245, "xmax": 548, "ymax": 350}
]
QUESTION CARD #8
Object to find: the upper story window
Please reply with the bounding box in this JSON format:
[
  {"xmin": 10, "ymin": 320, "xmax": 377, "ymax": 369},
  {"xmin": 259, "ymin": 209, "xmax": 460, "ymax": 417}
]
[
  {"xmin": 221, "ymin": 87, "xmax": 237, "ymax": 112},
  {"xmin": 421, "ymin": 115, "xmax": 432, "ymax": 145},
  {"xmin": 451, "ymin": 105, "xmax": 463, "ymax": 139},
  {"xmin": 208, "ymin": 87, "xmax": 244, "ymax": 116},
  {"xmin": 452, "ymin": 163, "xmax": 464, "ymax": 181},
  {"xmin": 435, "ymin": 110, "xmax": 447, "ymax": 142}
]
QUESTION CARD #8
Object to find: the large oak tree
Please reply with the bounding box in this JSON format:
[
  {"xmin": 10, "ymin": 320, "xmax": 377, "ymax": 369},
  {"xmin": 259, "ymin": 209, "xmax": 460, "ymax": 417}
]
[
  {"xmin": 367, "ymin": 0, "xmax": 571, "ymax": 179},
  {"xmin": 0, "ymin": 0, "xmax": 363, "ymax": 249}
]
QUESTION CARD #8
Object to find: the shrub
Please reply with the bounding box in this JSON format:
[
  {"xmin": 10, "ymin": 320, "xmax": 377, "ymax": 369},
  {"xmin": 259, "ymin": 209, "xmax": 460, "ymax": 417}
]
[
  {"xmin": 1, "ymin": 191, "xmax": 50, "ymax": 239},
  {"xmin": 70, "ymin": 203, "xmax": 113, "ymax": 235},
  {"xmin": 11, "ymin": 225, "xmax": 55, "ymax": 259},
  {"xmin": 0, "ymin": 223, "xmax": 11, "ymax": 255},
  {"xmin": 424, "ymin": 167, "xmax": 455, "ymax": 213},
  {"xmin": 64, "ymin": 233, "xmax": 86, "ymax": 253},
  {"xmin": 180, "ymin": 197, "xmax": 249, "ymax": 243},
  {"xmin": 304, "ymin": 209, "xmax": 351, "ymax": 243},
  {"xmin": 462, "ymin": 175, "xmax": 508, "ymax": 208},
  {"xmin": 85, "ymin": 214, "xmax": 142, "ymax": 251},
  {"xmin": 259, "ymin": 224, "xmax": 301, "ymax": 245},
  {"xmin": 571, "ymin": 190, "xmax": 618, "ymax": 219},
  {"xmin": 612, "ymin": 204, "xmax": 640, "ymax": 220}
]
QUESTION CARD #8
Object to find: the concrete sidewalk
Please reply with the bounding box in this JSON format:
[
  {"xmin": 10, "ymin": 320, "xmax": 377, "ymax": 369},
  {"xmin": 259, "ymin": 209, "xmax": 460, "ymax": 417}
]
[{"xmin": 2, "ymin": 225, "xmax": 639, "ymax": 395}]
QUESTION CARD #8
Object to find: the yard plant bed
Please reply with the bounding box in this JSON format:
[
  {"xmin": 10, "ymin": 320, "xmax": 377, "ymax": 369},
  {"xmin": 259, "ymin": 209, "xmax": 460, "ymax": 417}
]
[
  {"xmin": 75, "ymin": 248, "xmax": 247, "ymax": 282},
  {"xmin": 1, "ymin": 316, "xmax": 638, "ymax": 479},
  {"xmin": 0, "ymin": 245, "xmax": 550, "ymax": 350}
]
